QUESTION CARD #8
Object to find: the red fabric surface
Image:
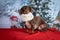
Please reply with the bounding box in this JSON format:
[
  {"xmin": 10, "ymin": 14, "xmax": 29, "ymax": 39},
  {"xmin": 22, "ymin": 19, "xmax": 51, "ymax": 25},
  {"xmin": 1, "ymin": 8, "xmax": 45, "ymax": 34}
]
[{"xmin": 0, "ymin": 28, "xmax": 60, "ymax": 40}]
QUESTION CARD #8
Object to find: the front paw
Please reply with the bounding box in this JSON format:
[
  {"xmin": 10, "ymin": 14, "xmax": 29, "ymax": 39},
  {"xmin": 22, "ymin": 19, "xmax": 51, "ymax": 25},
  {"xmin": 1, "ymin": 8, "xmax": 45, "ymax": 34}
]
[
  {"xmin": 31, "ymin": 30, "xmax": 35, "ymax": 34},
  {"xmin": 26, "ymin": 29, "xmax": 29, "ymax": 33}
]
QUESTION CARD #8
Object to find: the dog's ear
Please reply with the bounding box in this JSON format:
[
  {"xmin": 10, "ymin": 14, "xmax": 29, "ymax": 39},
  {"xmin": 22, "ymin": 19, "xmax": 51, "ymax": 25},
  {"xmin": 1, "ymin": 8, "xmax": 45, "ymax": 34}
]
[
  {"xmin": 18, "ymin": 7, "xmax": 24, "ymax": 15},
  {"xmin": 19, "ymin": 6, "xmax": 26, "ymax": 14},
  {"xmin": 29, "ymin": 7, "xmax": 34, "ymax": 13}
]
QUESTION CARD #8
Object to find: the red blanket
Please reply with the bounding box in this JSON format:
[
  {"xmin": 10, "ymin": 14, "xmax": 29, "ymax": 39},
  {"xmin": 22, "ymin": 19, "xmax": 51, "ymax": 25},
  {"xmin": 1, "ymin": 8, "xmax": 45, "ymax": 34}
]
[{"xmin": 0, "ymin": 28, "xmax": 60, "ymax": 40}]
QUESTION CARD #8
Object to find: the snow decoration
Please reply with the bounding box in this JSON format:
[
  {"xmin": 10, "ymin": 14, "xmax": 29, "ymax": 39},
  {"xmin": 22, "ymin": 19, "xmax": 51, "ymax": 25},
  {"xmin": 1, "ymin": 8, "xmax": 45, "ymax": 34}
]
[{"xmin": 0, "ymin": 0, "xmax": 59, "ymax": 28}]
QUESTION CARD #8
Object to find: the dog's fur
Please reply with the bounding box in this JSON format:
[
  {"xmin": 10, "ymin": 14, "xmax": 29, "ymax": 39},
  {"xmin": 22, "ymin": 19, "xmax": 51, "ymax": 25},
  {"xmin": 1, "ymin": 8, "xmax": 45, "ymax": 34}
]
[{"xmin": 25, "ymin": 16, "xmax": 48, "ymax": 33}]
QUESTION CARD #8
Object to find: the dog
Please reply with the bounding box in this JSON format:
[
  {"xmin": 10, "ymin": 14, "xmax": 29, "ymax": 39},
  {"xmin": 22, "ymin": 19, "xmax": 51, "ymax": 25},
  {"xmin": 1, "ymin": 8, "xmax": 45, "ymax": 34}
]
[{"xmin": 19, "ymin": 6, "xmax": 48, "ymax": 33}]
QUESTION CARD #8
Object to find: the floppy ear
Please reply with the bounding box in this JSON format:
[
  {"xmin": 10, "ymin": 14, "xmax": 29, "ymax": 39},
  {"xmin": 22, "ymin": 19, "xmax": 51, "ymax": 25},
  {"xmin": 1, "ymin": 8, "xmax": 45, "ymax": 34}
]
[
  {"xmin": 29, "ymin": 7, "xmax": 34, "ymax": 13},
  {"xmin": 18, "ymin": 8, "xmax": 24, "ymax": 15}
]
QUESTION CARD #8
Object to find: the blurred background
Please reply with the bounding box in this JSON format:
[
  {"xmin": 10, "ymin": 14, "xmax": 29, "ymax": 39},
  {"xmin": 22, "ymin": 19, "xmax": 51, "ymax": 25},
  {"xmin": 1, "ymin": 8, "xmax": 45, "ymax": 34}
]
[{"xmin": 0, "ymin": 0, "xmax": 60, "ymax": 30}]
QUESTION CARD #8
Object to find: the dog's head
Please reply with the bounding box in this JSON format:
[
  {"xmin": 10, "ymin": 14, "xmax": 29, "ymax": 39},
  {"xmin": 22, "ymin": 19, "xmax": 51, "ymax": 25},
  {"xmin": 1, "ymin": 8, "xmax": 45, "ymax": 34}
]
[{"xmin": 19, "ymin": 6, "xmax": 33, "ymax": 14}]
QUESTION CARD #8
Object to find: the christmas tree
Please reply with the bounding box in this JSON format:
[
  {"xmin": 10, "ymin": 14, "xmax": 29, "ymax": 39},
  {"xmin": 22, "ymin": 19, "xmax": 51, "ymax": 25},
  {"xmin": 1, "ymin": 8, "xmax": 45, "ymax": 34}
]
[{"xmin": 28, "ymin": 0, "xmax": 54, "ymax": 27}]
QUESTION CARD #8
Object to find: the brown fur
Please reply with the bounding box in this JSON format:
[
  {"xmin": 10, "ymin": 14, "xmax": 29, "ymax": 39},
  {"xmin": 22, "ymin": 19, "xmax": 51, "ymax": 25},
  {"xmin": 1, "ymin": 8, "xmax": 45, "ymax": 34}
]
[
  {"xmin": 25, "ymin": 16, "xmax": 48, "ymax": 33},
  {"xmin": 19, "ymin": 6, "xmax": 33, "ymax": 14}
]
